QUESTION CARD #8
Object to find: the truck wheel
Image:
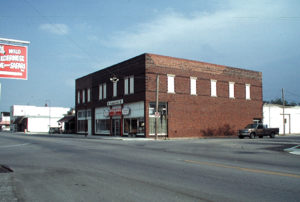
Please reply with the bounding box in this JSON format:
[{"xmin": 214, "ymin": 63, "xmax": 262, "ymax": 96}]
[
  {"xmin": 249, "ymin": 133, "xmax": 255, "ymax": 139},
  {"xmin": 270, "ymin": 132, "xmax": 275, "ymax": 138}
]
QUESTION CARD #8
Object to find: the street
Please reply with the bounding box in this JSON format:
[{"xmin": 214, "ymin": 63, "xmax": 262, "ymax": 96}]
[{"xmin": 0, "ymin": 132, "xmax": 300, "ymax": 202}]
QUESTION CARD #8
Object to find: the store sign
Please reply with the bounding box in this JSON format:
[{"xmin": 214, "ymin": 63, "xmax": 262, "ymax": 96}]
[
  {"xmin": 103, "ymin": 109, "xmax": 110, "ymax": 117},
  {"xmin": 107, "ymin": 99, "xmax": 123, "ymax": 106},
  {"xmin": 122, "ymin": 107, "xmax": 130, "ymax": 116},
  {"xmin": 0, "ymin": 44, "xmax": 28, "ymax": 80},
  {"xmin": 109, "ymin": 108, "xmax": 122, "ymax": 116}
]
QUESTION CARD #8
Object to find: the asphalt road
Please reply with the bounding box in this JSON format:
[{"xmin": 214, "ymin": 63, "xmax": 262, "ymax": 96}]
[{"xmin": 0, "ymin": 132, "xmax": 300, "ymax": 202}]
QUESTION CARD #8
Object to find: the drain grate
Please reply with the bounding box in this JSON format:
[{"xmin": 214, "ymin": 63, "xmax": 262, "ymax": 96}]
[{"xmin": 0, "ymin": 165, "xmax": 13, "ymax": 173}]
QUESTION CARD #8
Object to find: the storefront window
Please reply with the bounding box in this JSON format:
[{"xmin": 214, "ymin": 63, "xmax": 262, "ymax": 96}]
[
  {"xmin": 124, "ymin": 118, "xmax": 144, "ymax": 135},
  {"xmin": 77, "ymin": 120, "xmax": 87, "ymax": 132},
  {"xmin": 149, "ymin": 102, "xmax": 168, "ymax": 135},
  {"xmin": 95, "ymin": 119, "xmax": 110, "ymax": 133}
]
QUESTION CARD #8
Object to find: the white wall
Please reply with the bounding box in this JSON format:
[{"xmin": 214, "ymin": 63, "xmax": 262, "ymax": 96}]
[
  {"xmin": 263, "ymin": 104, "xmax": 300, "ymax": 134},
  {"xmin": 11, "ymin": 105, "xmax": 70, "ymax": 133}
]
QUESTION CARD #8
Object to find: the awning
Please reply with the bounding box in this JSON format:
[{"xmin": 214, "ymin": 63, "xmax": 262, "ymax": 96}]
[
  {"xmin": 13, "ymin": 116, "xmax": 26, "ymax": 124},
  {"xmin": 58, "ymin": 115, "xmax": 75, "ymax": 123}
]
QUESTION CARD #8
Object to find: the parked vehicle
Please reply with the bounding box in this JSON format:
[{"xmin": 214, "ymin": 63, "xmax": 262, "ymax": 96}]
[
  {"xmin": 238, "ymin": 123, "xmax": 279, "ymax": 139},
  {"xmin": 49, "ymin": 127, "xmax": 62, "ymax": 134}
]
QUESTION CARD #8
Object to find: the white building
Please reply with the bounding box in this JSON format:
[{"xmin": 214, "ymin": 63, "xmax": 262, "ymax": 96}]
[
  {"xmin": 263, "ymin": 103, "xmax": 300, "ymax": 134},
  {"xmin": 0, "ymin": 112, "xmax": 10, "ymax": 131},
  {"xmin": 10, "ymin": 105, "xmax": 70, "ymax": 133}
]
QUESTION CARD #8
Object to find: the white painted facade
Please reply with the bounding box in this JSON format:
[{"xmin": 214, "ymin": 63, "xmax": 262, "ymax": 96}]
[
  {"xmin": 10, "ymin": 105, "xmax": 70, "ymax": 133},
  {"xmin": 263, "ymin": 104, "xmax": 300, "ymax": 134}
]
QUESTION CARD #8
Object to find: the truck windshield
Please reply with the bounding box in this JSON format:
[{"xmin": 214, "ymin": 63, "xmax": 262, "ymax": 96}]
[{"xmin": 245, "ymin": 124, "xmax": 258, "ymax": 129}]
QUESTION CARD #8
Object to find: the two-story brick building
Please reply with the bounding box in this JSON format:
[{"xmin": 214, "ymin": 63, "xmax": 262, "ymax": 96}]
[{"xmin": 75, "ymin": 53, "xmax": 263, "ymax": 138}]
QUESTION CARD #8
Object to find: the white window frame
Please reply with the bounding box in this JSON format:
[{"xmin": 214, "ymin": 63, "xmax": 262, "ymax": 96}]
[
  {"xmin": 124, "ymin": 77, "xmax": 129, "ymax": 95},
  {"xmin": 99, "ymin": 84, "xmax": 103, "ymax": 100},
  {"xmin": 130, "ymin": 76, "xmax": 134, "ymax": 94},
  {"xmin": 167, "ymin": 74, "xmax": 175, "ymax": 93},
  {"xmin": 103, "ymin": 83, "xmax": 107, "ymax": 99},
  {"xmin": 113, "ymin": 82, "xmax": 117, "ymax": 97},
  {"xmin": 246, "ymin": 84, "xmax": 251, "ymax": 100},
  {"xmin": 82, "ymin": 89, "xmax": 86, "ymax": 103},
  {"xmin": 229, "ymin": 82, "xmax": 235, "ymax": 98},
  {"xmin": 87, "ymin": 88, "xmax": 91, "ymax": 102},
  {"xmin": 77, "ymin": 91, "xmax": 80, "ymax": 104},
  {"xmin": 190, "ymin": 77, "xmax": 197, "ymax": 95},
  {"xmin": 211, "ymin": 80, "xmax": 217, "ymax": 97}
]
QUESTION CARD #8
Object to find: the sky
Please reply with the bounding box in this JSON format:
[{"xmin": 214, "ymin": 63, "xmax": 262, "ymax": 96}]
[{"xmin": 0, "ymin": 0, "xmax": 300, "ymax": 112}]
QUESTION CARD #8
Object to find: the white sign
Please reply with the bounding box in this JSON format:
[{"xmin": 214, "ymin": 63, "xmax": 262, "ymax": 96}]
[
  {"xmin": 122, "ymin": 107, "xmax": 130, "ymax": 116},
  {"xmin": 107, "ymin": 99, "xmax": 123, "ymax": 106}
]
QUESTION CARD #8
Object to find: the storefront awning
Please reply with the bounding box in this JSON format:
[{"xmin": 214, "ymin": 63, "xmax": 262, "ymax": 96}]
[{"xmin": 58, "ymin": 115, "xmax": 75, "ymax": 123}]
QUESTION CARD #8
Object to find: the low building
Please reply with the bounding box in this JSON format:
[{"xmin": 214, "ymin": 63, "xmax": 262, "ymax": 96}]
[
  {"xmin": 58, "ymin": 109, "xmax": 76, "ymax": 134},
  {"xmin": 10, "ymin": 105, "xmax": 70, "ymax": 133},
  {"xmin": 263, "ymin": 103, "xmax": 300, "ymax": 134},
  {"xmin": 76, "ymin": 53, "xmax": 263, "ymax": 138},
  {"xmin": 0, "ymin": 112, "xmax": 10, "ymax": 131}
]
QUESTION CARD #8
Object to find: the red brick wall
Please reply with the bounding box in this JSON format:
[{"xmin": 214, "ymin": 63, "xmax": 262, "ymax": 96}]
[{"xmin": 145, "ymin": 54, "xmax": 262, "ymax": 138}]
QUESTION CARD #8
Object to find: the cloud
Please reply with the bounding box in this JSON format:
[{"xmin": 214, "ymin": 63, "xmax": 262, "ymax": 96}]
[
  {"xmin": 103, "ymin": 0, "xmax": 299, "ymax": 68},
  {"xmin": 39, "ymin": 23, "xmax": 69, "ymax": 35}
]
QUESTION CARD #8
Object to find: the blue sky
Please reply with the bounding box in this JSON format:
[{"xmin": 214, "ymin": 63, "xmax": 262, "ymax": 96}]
[{"xmin": 0, "ymin": 0, "xmax": 300, "ymax": 112}]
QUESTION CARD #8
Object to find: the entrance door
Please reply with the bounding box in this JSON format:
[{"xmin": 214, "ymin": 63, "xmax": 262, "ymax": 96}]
[{"xmin": 112, "ymin": 119, "xmax": 121, "ymax": 136}]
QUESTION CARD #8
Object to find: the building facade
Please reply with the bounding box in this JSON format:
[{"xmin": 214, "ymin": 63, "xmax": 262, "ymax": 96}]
[
  {"xmin": 76, "ymin": 53, "xmax": 263, "ymax": 138},
  {"xmin": 263, "ymin": 103, "xmax": 300, "ymax": 134},
  {"xmin": 10, "ymin": 105, "xmax": 70, "ymax": 133}
]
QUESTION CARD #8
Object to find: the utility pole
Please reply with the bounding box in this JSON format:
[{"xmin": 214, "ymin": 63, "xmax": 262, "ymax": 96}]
[
  {"xmin": 155, "ymin": 75, "xmax": 159, "ymax": 140},
  {"xmin": 282, "ymin": 88, "xmax": 285, "ymax": 135}
]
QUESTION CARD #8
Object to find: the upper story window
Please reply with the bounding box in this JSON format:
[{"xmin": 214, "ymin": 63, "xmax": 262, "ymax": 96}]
[
  {"xmin": 124, "ymin": 77, "xmax": 129, "ymax": 95},
  {"xmin": 99, "ymin": 83, "xmax": 107, "ymax": 100},
  {"xmin": 130, "ymin": 76, "xmax": 134, "ymax": 94},
  {"xmin": 82, "ymin": 89, "xmax": 86, "ymax": 103},
  {"xmin": 211, "ymin": 80, "xmax": 217, "ymax": 97},
  {"xmin": 113, "ymin": 82, "xmax": 117, "ymax": 97},
  {"xmin": 246, "ymin": 84, "xmax": 251, "ymax": 100},
  {"xmin": 77, "ymin": 91, "xmax": 81, "ymax": 104},
  {"xmin": 167, "ymin": 74, "xmax": 175, "ymax": 93},
  {"xmin": 190, "ymin": 77, "xmax": 197, "ymax": 95},
  {"xmin": 229, "ymin": 82, "xmax": 235, "ymax": 98},
  {"xmin": 87, "ymin": 88, "xmax": 91, "ymax": 102},
  {"xmin": 124, "ymin": 75, "xmax": 134, "ymax": 95}
]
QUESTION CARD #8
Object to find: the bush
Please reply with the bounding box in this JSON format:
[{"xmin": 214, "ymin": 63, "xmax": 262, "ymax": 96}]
[{"xmin": 201, "ymin": 124, "xmax": 235, "ymax": 137}]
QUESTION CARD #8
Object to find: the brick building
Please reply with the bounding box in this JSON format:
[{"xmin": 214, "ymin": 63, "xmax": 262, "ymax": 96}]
[{"xmin": 75, "ymin": 53, "xmax": 262, "ymax": 138}]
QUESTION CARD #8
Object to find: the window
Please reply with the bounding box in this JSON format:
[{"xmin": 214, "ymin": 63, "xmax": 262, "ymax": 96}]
[
  {"xmin": 124, "ymin": 76, "xmax": 134, "ymax": 95},
  {"xmin": 99, "ymin": 84, "xmax": 103, "ymax": 100},
  {"xmin": 168, "ymin": 74, "xmax": 175, "ymax": 93},
  {"xmin": 190, "ymin": 77, "xmax": 197, "ymax": 95},
  {"xmin": 77, "ymin": 91, "xmax": 80, "ymax": 104},
  {"xmin": 82, "ymin": 89, "xmax": 86, "ymax": 103},
  {"xmin": 229, "ymin": 82, "xmax": 235, "ymax": 98},
  {"xmin": 149, "ymin": 102, "xmax": 168, "ymax": 135},
  {"xmin": 246, "ymin": 84, "xmax": 251, "ymax": 100},
  {"xmin": 211, "ymin": 80, "xmax": 217, "ymax": 97},
  {"xmin": 87, "ymin": 88, "xmax": 91, "ymax": 102},
  {"xmin": 124, "ymin": 77, "xmax": 129, "ymax": 95},
  {"xmin": 113, "ymin": 82, "xmax": 117, "ymax": 97},
  {"xmin": 103, "ymin": 83, "xmax": 107, "ymax": 99},
  {"xmin": 99, "ymin": 83, "xmax": 107, "ymax": 100},
  {"xmin": 95, "ymin": 119, "xmax": 110, "ymax": 133},
  {"xmin": 130, "ymin": 76, "xmax": 134, "ymax": 94}
]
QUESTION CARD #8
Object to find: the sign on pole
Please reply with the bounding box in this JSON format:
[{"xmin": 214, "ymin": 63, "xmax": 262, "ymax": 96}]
[
  {"xmin": 0, "ymin": 43, "xmax": 28, "ymax": 80},
  {"xmin": 0, "ymin": 38, "xmax": 30, "ymax": 80}
]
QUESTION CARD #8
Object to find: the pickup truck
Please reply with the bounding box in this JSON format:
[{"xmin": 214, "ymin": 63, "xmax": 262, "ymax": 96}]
[{"xmin": 238, "ymin": 123, "xmax": 279, "ymax": 139}]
